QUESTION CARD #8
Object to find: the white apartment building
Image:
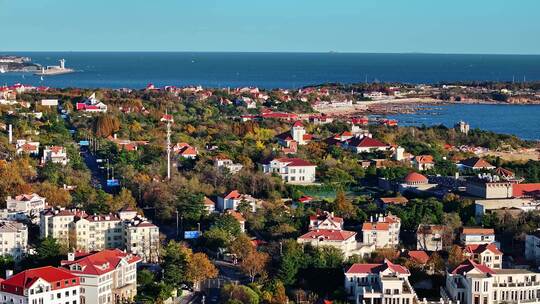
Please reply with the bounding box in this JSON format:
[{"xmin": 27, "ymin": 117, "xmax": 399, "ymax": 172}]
[
  {"xmin": 0, "ymin": 266, "xmax": 80, "ymax": 304},
  {"xmin": 61, "ymin": 249, "xmax": 141, "ymax": 304},
  {"xmin": 213, "ymin": 157, "xmax": 243, "ymax": 174},
  {"xmin": 0, "ymin": 220, "xmax": 27, "ymax": 260},
  {"xmin": 42, "ymin": 146, "xmax": 69, "ymax": 166},
  {"xmin": 262, "ymin": 157, "xmax": 317, "ymax": 184},
  {"xmin": 460, "ymin": 228, "xmax": 496, "ymax": 245},
  {"xmin": 463, "ymin": 243, "xmax": 503, "ymax": 269},
  {"xmin": 443, "ymin": 259, "xmax": 540, "ymax": 304},
  {"xmin": 345, "ymin": 260, "xmax": 417, "ymax": 304},
  {"xmin": 525, "ymin": 231, "xmax": 540, "ymax": 265},
  {"xmin": 362, "ymin": 214, "xmax": 401, "ymax": 248},
  {"xmin": 40, "ymin": 207, "xmax": 159, "ymax": 263},
  {"xmin": 416, "ymin": 224, "xmax": 445, "ymax": 251},
  {"xmin": 3, "ymin": 193, "xmax": 46, "ymax": 223},
  {"xmin": 309, "ymin": 211, "xmax": 344, "ymax": 231}
]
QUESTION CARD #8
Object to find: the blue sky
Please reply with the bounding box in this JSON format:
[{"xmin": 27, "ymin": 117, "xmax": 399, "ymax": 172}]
[{"xmin": 1, "ymin": 0, "xmax": 539, "ymax": 54}]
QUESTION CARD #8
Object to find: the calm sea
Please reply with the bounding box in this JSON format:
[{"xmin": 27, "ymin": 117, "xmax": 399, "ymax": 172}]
[
  {"xmin": 1, "ymin": 52, "xmax": 539, "ymax": 139},
  {"xmin": 2, "ymin": 52, "xmax": 540, "ymax": 89},
  {"xmin": 387, "ymin": 104, "xmax": 540, "ymax": 140}
]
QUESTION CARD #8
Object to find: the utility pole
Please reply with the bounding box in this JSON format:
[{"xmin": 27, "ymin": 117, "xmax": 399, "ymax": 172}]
[{"xmin": 175, "ymin": 209, "xmax": 179, "ymax": 239}]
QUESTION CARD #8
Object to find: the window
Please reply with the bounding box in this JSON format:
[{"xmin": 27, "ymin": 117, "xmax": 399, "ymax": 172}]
[
  {"xmin": 57, "ymin": 292, "xmax": 61, "ymax": 299},
  {"xmin": 474, "ymin": 281, "xmax": 480, "ymax": 292}
]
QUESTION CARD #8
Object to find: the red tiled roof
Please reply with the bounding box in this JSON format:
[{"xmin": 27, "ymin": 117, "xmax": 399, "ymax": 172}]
[
  {"xmin": 224, "ymin": 190, "xmax": 241, "ymax": 200},
  {"xmin": 460, "ymin": 157, "xmax": 494, "ymax": 169},
  {"xmin": 274, "ymin": 157, "xmax": 315, "ymax": 167},
  {"xmin": 464, "ymin": 243, "xmax": 502, "ymax": 255},
  {"xmin": 298, "ymin": 229, "xmax": 355, "ymax": 241},
  {"xmin": 292, "ymin": 121, "xmax": 304, "ymax": 128},
  {"xmin": 461, "ymin": 227, "xmax": 495, "ymax": 235},
  {"xmin": 414, "ymin": 155, "xmax": 434, "ymax": 164},
  {"xmin": 62, "ymin": 249, "xmax": 141, "ymax": 276},
  {"xmin": 404, "ymin": 172, "xmax": 428, "ymax": 183},
  {"xmin": 362, "ymin": 222, "xmax": 390, "ymax": 231},
  {"xmin": 451, "ymin": 259, "xmax": 495, "ymax": 275},
  {"xmin": 495, "ymin": 167, "xmax": 515, "ymax": 178},
  {"xmin": 513, "ymin": 183, "xmax": 540, "ymax": 198},
  {"xmin": 379, "ymin": 197, "xmax": 409, "ymax": 205},
  {"xmin": 406, "ymin": 251, "xmax": 430, "ymax": 264},
  {"xmin": 348, "ymin": 136, "xmax": 388, "ymax": 148},
  {"xmin": 346, "ymin": 260, "xmax": 409, "ymax": 274},
  {"xmin": 1, "ymin": 266, "xmax": 79, "ymax": 295}
]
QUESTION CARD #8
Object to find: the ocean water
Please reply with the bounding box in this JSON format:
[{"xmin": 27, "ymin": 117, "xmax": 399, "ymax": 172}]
[
  {"xmin": 1, "ymin": 52, "xmax": 539, "ymax": 139},
  {"xmin": 1, "ymin": 52, "xmax": 540, "ymax": 89},
  {"xmin": 387, "ymin": 104, "xmax": 540, "ymax": 140}
]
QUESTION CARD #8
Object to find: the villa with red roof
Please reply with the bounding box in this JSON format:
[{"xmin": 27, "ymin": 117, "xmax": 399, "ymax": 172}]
[
  {"xmin": 458, "ymin": 157, "xmax": 496, "ymax": 171},
  {"xmin": 15, "ymin": 139, "xmax": 40, "ymax": 156},
  {"xmin": 443, "ymin": 259, "xmax": 540, "ymax": 304},
  {"xmin": 344, "ymin": 260, "xmax": 416, "ymax": 304},
  {"xmin": 262, "ymin": 157, "xmax": 317, "ymax": 184},
  {"xmin": 173, "ymin": 142, "xmax": 198, "ymax": 159},
  {"xmin": 297, "ymin": 229, "xmax": 360, "ymax": 257},
  {"xmin": 362, "ymin": 214, "xmax": 401, "ymax": 248},
  {"xmin": 276, "ymin": 121, "xmax": 312, "ymax": 154},
  {"xmin": 463, "ymin": 243, "xmax": 502, "ymax": 269},
  {"xmin": 41, "ymin": 145, "xmax": 69, "ymax": 166},
  {"xmin": 0, "ymin": 266, "xmax": 80, "ymax": 304},
  {"xmin": 217, "ymin": 190, "xmax": 259, "ymax": 212},
  {"xmin": 76, "ymin": 93, "xmax": 108, "ymax": 113},
  {"xmin": 340, "ymin": 134, "xmax": 390, "ymax": 153},
  {"xmin": 61, "ymin": 249, "xmax": 141, "ymax": 304},
  {"xmin": 412, "ymin": 155, "xmax": 435, "ymax": 171},
  {"xmin": 308, "ymin": 211, "xmax": 344, "ymax": 231}
]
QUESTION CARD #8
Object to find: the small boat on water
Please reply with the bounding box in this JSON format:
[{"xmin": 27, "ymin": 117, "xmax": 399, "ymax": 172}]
[{"xmin": 34, "ymin": 59, "xmax": 74, "ymax": 76}]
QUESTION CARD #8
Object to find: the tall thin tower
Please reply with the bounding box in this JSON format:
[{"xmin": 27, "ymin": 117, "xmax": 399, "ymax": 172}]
[{"xmin": 166, "ymin": 117, "xmax": 171, "ymax": 180}]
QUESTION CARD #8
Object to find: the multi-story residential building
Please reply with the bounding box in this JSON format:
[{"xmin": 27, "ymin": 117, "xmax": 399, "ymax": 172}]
[
  {"xmin": 340, "ymin": 134, "xmax": 390, "ymax": 154},
  {"xmin": 0, "ymin": 220, "xmax": 27, "ymax": 260},
  {"xmin": 460, "ymin": 227, "xmax": 495, "ymax": 245},
  {"xmin": 362, "ymin": 214, "xmax": 401, "ymax": 248},
  {"xmin": 416, "ymin": 224, "xmax": 446, "ymax": 251},
  {"xmin": 463, "ymin": 243, "xmax": 503, "ymax": 269},
  {"xmin": 40, "ymin": 207, "xmax": 159, "ymax": 263},
  {"xmin": 123, "ymin": 216, "xmax": 160, "ymax": 263},
  {"xmin": 2, "ymin": 193, "xmax": 46, "ymax": 223},
  {"xmin": 525, "ymin": 231, "xmax": 540, "ymax": 265},
  {"xmin": 262, "ymin": 157, "xmax": 317, "ymax": 184},
  {"xmin": 276, "ymin": 121, "xmax": 313, "ymax": 153},
  {"xmin": 42, "ymin": 146, "xmax": 69, "ymax": 166},
  {"xmin": 0, "ymin": 266, "xmax": 80, "ymax": 304},
  {"xmin": 345, "ymin": 260, "xmax": 417, "ymax": 304},
  {"xmin": 443, "ymin": 259, "xmax": 540, "ymax": 304},
  {"xmin": 61, "ymin": 249, "xmax": 141, "ymax": 304},
  {"xmin": 213, "ymin": 156, "xmax": 243, "ymax": 174},
  {"xmin": 217, "ymin": 190, "xmax": 259, "ymax": 212},
  {"xmin": 308, "ymin": 211, "xmax": 344, "ymax": 231}
]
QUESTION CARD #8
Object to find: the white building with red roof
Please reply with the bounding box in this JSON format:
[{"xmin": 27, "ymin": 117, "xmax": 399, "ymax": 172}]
[
  {"xmin": 0, "ymin": 266, "xmax": 80, "ymax": 304},
  {"xmin": 345, "ymin": 260, "xmax": 416, "ymax": 304},
  {"xmin": 297, "ymin": 229, "xmax": 363, "ymax": 258},
  {"xmin": 443, "ymin": 259, "xmax": 540, "ymax": 304},
  {"xmin": 4, "ymin": 193, "xmax": 46, "ymax": 223},
  {"xmin": 309, "ymin": 211, "xmax": 344, "ymax": 231},
  {"xmin": 412, "ymin": 155, "xmax": 435, "ymax": 171},
  {"xmin": 61, "ymin": 249, "xmax": 141, "ymax": 304},
  {"xmin": 217, "ymin": 190, "xmax": 259, "ymax": 212},
  {"xmin": 15, "ymin": 139, "xmax": 40, "ymax": 156},
  {"xmin": 76, "ymin": 93, "xmax": 107, "ymax": 113},
  {"xmin": 362, "ymin": 214, "xmax": 401, "ymax": 248},
  {"xmin": 173, "ymin": 142, "xmax": 198, "ymax": 159},
  {"xmin": 262, "ymin": 157, "xmax": 317, "ymax": 184},
  {"xmin": 275, "ymin": 121, "xmax": 313, "ymax": 152},
  {"xmin": 42, "ymin": 145, "xmax": 69, "ymax": 166},
  {"xmin": 460, "ymin": 227, "xmax": 495, "ymax": 245},
  {"xmin": 340, "ymin": 134, "xmax": 390, "ymax": 154},
  {"xmin": 463, "ymin": 243, "xmax": 502, "ymax": 269}
]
